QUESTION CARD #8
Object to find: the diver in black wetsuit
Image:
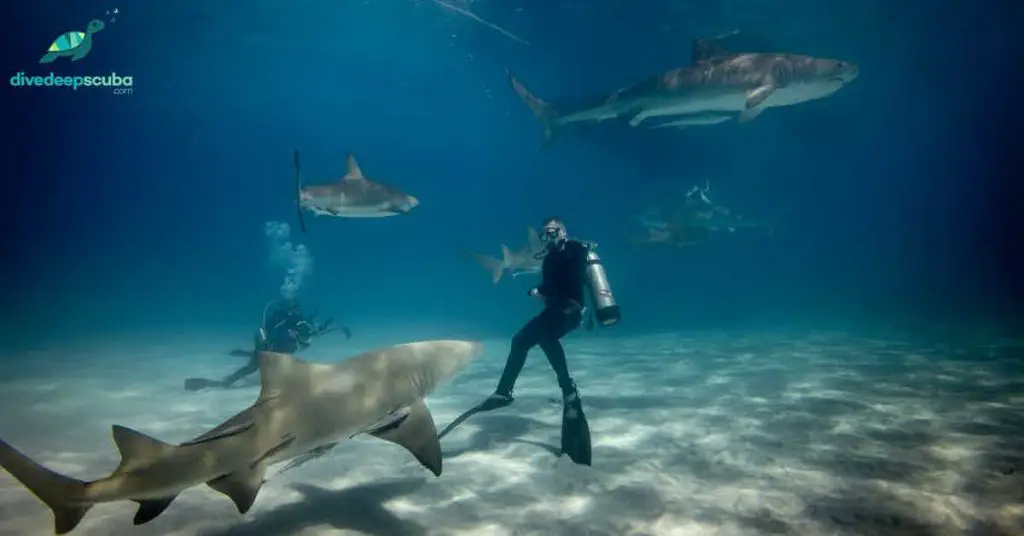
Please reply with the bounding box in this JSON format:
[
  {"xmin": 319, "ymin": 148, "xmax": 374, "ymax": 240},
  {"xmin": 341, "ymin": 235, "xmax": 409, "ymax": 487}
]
[
  {"xmin": 440, "ymin": 217, "xmax": 618, "ymax": 466},
  {"xmin": 184, "ymin": 299, "xmax": 351, "ymax": 391},
  {"xmin": 486, "ymin": 217, "xmax": 589, "ymax": 407}
]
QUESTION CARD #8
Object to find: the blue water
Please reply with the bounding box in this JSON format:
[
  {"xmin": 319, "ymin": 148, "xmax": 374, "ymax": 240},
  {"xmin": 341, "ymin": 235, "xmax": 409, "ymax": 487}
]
[
  {"xmin": 4, "ymin": 0, "xmax": 1019, "ymax": 346},
  {"xmin": 1, "ymin": 2, "xmax": 1022, "ymax": 534}
]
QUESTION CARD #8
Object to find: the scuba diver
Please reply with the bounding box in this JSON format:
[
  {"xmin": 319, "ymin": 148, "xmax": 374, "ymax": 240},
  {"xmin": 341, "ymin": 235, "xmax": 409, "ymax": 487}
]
[
  {"xmin": 438, "ymin": 217, "xmax": 620, "ymax": 466},
  {"xmin": 184, "ymin": 299, "xmax": 351, "ymax": 391}
]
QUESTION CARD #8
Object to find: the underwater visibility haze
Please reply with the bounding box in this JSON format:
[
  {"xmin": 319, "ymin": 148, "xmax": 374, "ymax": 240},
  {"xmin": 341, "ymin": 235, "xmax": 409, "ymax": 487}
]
[{"xmin": 1, "ymin": 1, "xmax": 1022, "ymax": 535}]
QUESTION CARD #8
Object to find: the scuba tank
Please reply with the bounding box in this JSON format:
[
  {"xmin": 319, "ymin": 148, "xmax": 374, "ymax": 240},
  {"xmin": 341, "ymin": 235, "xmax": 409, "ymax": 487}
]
[{"xmin": 583, "ymin": 249, "xmax": 620, "ymax": 326}]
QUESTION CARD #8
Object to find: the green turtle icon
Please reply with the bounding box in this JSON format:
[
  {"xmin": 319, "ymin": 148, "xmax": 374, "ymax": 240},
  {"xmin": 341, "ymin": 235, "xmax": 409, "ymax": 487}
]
[{"xmin": 39, "ymin": 19, "xmax": 105, "ymax": 64}]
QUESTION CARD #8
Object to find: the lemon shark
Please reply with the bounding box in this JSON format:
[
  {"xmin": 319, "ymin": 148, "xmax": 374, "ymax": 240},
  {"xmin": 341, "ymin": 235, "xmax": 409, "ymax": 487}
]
[
  {"xmin": 293, "ymin": 150, "xmax": 420, "ymax": 231},
  {"xmin": 0, "ymin": 339, "xmax": 484, "ymax": 534},
  {"xmin": 506, "ymin": 35, "xmax": 859, "ymax": 145}
]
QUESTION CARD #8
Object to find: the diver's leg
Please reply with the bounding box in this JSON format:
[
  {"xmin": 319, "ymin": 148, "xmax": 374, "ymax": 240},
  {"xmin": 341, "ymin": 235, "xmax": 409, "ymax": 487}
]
[
  {"xmin": 494, "ymin": 311, "xmax": 549, "ymax": 396},
  {"xmin": 537, "ymin": 309, "xmax": 583, "ymax": 394},
  {"xmin": 539, "ymin": 309, "xmax": 591, "ymax": 465},
  {"xmin": 220, "ymin": 355, "xmax": 259, "ymax": 388}
]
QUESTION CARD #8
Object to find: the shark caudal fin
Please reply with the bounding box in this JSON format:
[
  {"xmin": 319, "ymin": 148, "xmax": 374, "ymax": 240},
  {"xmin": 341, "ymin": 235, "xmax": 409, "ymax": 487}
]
[
  {"xmin": 0, "ymin": 438, "xmax": 91, "ymax": 534},
  {"xmin": 293, "ymin": 150, "xmax": 307, "ymax": 233},
  {"xmin": 506, "ymin": 69, "xmax": 558, "ymax": 148}
]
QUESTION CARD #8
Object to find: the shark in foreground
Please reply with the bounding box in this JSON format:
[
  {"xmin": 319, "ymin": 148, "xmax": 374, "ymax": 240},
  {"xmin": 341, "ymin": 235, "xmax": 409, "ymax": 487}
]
[
  {"xmin": 506, "ymin": 34, "xmax": 859, "ymax": 145},
  {"xmin": 0, "ymin": 339, "xmax": 484, "ymax": 534},
  {"xmin": 470, "ymin": 227, "xmax": 547, "ymax": 284},
  {"xmin": 293, "ymin": 150, "xmax": 420, "ymax": 231}
]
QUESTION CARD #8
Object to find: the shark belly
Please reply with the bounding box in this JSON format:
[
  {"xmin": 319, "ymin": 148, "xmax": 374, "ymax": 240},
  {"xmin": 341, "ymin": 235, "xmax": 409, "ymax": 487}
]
[
  {"xmin": 761, "ymin": 81, "xmax": 843, "ymax": 108},
  {"xmin": 629, "ymin": 90, "xmax": 747, "ymax": 126}
]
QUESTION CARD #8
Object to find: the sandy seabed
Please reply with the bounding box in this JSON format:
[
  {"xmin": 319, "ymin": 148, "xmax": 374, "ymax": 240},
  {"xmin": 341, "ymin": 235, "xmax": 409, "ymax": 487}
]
[{"xmin": 0, "ymin": 330, "xmax": 1021, "ymax": 536}]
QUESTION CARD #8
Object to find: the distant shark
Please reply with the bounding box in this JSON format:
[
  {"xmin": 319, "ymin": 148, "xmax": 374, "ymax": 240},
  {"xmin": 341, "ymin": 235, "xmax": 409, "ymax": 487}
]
[
  {"xmin": 629, "ymin": 226, "xmax": 709, "ymax": 248},
  {"xmin": 0, "ymin": 340, "xmax": 483, "ymax": 534},
  {"xmin": 506, "ymin": 34, "xmax": 859, "ymax": 145},
  {"xmin": 293, "ymin": 150, "xmax": 420, "ymax": 231},
  {"xmin": 470, "ymin": 227, "xmax": 547, "ymax": 284}
]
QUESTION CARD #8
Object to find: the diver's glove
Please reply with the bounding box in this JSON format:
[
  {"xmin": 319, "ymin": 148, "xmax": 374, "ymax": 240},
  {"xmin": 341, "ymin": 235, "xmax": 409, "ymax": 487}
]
[{"xmin": 528, "ymin": 287, "xmax": 540, "ymax": 297}]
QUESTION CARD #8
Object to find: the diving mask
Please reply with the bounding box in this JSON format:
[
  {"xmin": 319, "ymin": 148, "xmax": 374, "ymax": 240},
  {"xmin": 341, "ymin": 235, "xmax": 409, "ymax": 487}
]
[{"xmin": 541, "ymin": 221, "xmax": 567, "ymax": 247}]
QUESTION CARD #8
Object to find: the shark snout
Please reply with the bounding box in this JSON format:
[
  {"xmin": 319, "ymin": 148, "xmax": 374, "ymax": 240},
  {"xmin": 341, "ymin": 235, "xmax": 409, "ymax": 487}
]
[{"xmin": 395, "ymin": 195, "xmax": 420, "ymax": 214}]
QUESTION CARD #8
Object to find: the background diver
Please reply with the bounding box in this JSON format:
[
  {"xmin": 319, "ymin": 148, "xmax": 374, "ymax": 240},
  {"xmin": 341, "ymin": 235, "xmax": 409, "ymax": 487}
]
[
  {"xmin": 184, "ymin": 299, "xmax": 351, "ymax": 391},
  {"xmin": 438, "ymin": 217, "xmax": 620, "ymax": 466}
]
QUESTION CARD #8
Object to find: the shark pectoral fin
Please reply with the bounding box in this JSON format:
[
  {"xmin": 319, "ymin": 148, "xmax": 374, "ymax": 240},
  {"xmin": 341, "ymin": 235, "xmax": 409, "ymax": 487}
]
[
  {"xmin": 744, "ymin": 84, "xmax": 776, "ymax": 110},
  {"xmin": 369, "ymin": 400, "xmax": 443, "ymax": 477},
  {"xmin": 628, "ymin": 111, "xmax": 648, "ymax": 127},
  {"xmin": 207, "ymin": 463, "xmax": 267, "ymax": 514},
  {"xmin": 738, "ymin": 106, "xmax": 765, "ymax": 123},
  {"xmin": 111, "ymin": 425, "xmax": 174, "ymax": 473},
  {"xmin": 132, "ymin": 496, "xmax": 178, "ymax": 525}
]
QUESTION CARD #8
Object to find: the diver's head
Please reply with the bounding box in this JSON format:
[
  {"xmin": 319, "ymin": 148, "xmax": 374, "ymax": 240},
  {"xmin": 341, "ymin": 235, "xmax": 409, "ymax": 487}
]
[{"xmin": 541, "ymin": 217, "xmax": 568, "ymax": 250}]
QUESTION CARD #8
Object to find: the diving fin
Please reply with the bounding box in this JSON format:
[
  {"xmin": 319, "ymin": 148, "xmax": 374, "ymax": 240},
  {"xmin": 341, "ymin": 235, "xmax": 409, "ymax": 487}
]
[
  {"xmin": 184, "ymin": 378, "xmax": 223, "ymax": 391},
  {"xmin": 560, "ymin": 389, "xmax": 592, "ymax": 466}
]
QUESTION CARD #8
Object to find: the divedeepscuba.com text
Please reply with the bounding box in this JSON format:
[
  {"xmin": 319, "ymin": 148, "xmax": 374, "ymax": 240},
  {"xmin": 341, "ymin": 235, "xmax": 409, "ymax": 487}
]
[{"xmin": 9, "ymin": 72, "xmax": 134, "ymax": 95}]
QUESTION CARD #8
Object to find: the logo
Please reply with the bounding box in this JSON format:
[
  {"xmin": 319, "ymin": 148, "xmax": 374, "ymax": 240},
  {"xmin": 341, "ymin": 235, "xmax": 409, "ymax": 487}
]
[
  {"xmin": 39, "ymin": 18, "xmax": 106, "ymax": 64},
  {"xmin": 9, "ymin": 9, "xmax": 132, "ymax": 95}
]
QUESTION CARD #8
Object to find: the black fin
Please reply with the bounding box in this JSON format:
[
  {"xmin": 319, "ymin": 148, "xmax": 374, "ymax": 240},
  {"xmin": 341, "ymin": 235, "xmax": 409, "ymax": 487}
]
[
  {"xmin": 561, "ymin": 399, "xmax": 592, "ymax": 466},
  {"xmin": 132, "ymin": 496, "xmax": 177, "ymax": 525},
  {"xmin": 293, "ymin": 149, "xmax": 307, "ymax": 233}
]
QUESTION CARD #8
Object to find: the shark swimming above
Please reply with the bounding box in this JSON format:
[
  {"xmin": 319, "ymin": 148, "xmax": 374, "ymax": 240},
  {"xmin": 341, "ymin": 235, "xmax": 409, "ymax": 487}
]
[
  {"xmin": 506, "ymin": 34, "xmax": 859, "ymax": 145},
  {"xmin": 0, "ymin": 339, "xmax": 484, "ymax": 534},
  {"xmin": 470, "ymin": 227, "xmax": 547, "ymax": 284},
  {"xmin": 293, "ymin": 150, "xmax": 420, "ymax": 231}
]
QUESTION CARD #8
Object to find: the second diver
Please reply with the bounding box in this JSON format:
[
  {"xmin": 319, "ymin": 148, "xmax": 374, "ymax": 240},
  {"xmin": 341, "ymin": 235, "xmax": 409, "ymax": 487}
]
[{"xmin": 184, "ymin": 299, "xmax": 351, "ymax": 391}]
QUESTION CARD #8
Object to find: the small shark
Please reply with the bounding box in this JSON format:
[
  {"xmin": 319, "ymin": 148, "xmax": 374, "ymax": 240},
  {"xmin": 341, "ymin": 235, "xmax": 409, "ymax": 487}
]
[
  {"xmin": 470, "ymin": 227, "xmax": 547, "ymax": 284},
  {"xmin": 506, "ymin": 35, "xmax": 859, "ymax": 145},
  {"xmin": 293, "ymin": 150, "xmax": 420, "ymax": 231},
  {"xmin": 629, "ymin": 226, "xmax": 709, "ymax": 248},
  {"xmin": 0, "ymin": 339, "xmax": 484, "ymax": 534},
  {"xmin": 639, "ymin": 204, "xmax": 782, "ymax": 237}
]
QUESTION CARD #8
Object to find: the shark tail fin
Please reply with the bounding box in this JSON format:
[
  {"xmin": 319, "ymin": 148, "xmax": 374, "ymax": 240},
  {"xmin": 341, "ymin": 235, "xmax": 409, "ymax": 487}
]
[
  {"xmin": 506, "ymin": 69, "xmax": 558, "ymax": 148},
  {"xmin": 0, "ymin": 438, "xmax": 91, "ymax": 534},
  {"xmin": 469, "ymin": 251, "xmax": 504, "ymax": 285},
  {"xmin": 293, "ymin": 149, "xmax": 307, "ymax": 233}
]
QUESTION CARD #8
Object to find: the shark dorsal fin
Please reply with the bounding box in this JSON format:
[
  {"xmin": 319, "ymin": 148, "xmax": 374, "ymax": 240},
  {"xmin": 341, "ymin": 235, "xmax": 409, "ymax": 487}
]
[
  {"xmin": 527, "ymin": 227, "xmax": 543, "ymax": 252},
  {"xmin": 257, "ymin": 351, "xmax": 308, "ymax": 400},
  {"xmin": 111, "ymin": 425, "xmax": 174, "ymax": 473},
  {"xmin": 691, "ymin": 37, "xmax": 730, "ymax": 64},
  {"xmin": 344, "ymin": 153, "xmax": 365, "ymax": 180}
]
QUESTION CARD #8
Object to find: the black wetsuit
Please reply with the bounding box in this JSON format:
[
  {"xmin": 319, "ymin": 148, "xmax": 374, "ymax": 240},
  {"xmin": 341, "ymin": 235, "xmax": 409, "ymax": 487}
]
[
  {"xmin": 495, "ymin": 239, "xmax": 589, "ymax": 397},
  {"xmin": 220, "ymin": 310, "xmax": 311, "ymax": 388}
]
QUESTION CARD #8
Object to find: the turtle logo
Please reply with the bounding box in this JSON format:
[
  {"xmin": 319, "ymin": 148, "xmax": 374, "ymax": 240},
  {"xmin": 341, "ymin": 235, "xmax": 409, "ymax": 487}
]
[{"xmin": 39, "ymin": 9, "xmax": 117, "ymax": 64}]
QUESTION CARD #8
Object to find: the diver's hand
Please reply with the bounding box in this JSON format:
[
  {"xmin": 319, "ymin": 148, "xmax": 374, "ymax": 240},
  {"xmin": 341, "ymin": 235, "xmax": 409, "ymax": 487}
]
[{"xmin": 528, "ymin": 287, "xmax": 540, "ymax": 298}]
